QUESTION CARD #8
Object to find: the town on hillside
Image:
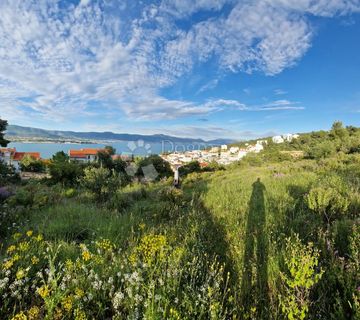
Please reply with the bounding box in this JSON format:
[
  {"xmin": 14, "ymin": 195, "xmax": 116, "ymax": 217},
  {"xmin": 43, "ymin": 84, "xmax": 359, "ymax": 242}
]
[{"xmin": 161, "ymin": 133, "xmax": 299, "ymax": 167}]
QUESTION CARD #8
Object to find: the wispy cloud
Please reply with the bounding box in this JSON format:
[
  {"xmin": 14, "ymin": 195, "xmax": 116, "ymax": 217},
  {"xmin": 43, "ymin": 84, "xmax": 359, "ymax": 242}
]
[
  {"xmin": 274, "ymin": 89, "xmax": 287, "ymax": 95},
  {"xmin": 0, "ymin": 0, "xmax": 358, "ymax": 123}
]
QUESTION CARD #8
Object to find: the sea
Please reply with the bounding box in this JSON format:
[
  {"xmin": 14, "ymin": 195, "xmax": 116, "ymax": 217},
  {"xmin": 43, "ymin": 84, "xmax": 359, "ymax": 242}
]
[{"xmin": 8, "ymin": 140, "xmax": 212, "ymax": 159}]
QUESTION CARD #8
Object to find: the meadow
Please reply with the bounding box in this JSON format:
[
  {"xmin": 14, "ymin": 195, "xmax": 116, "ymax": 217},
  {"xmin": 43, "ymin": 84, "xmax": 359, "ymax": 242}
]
[{"xmin": 0, "ymin": 124, "xmax": 360, "ymax": 319}]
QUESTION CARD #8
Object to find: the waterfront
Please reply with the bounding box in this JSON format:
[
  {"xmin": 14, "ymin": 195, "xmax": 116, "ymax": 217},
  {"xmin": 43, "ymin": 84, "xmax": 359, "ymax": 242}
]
[{"xmin": 8, "ymin": 140, "xmax": 210, "ymax": 159}]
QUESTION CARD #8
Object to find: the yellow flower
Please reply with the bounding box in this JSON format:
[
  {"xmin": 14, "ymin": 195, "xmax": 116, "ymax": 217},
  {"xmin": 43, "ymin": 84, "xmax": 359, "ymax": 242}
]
[
  {"xmin": 18, "ymin": 241, "xmax": 30, "ymax": 252},
  {"xmin": 37, "ymin": 285, "xmax": 50, "ymax": 299},
  {"xmin": 139, "ymin": 223, "xmax": 146, "ymax": 230},
  {"xmin": 13, "ymin": 253, "xmax": 20, "ymax": 262},
  {"xmin": 62, "ymin": 295, "xmax": 74, "ymax": 312},
  {"xmin": 96, "ymin": 238, "xmax": 114, "ymax": 251},
  {"xmin": 16, "ymin": 268, "xmax": 25, "ymax": 280},
  {"xmin": 74, "ymin": 308, "xmax": 87, "ymax": 320},
  {"xmin": 31, "ymin": 256, "xmax": 39, "ymax": 265},
  {"xmin": 33, "ymin": 234, "xmax": 43, "ymax": 242},
  {"xmin": 12, "ymin": 232, "xmax": 22, "ymax": 240},
  {"xmin": 3, "ymin": 259, "xmax": 14, "ymax": 270},
  {"xmin": 26, "ymin": 230, "xmax": 33, "ymax": 237},
  {"xmin": 11, "ymin": 311, "xmax": 27, "ymax": 320},
  {"xmin": 82, "ymin": 251, "xmax": 91, "ymax": 262},
  {"xmin": 6, "ymin": 245, "xmax": 16, "ymax": 254},
  {"xmin": 75, "ymin": 288, "xmax": 85, "ymax": 299},
  {"xmin": 28, "ymin": 306, "xmax": 40, "ymax": 320}
]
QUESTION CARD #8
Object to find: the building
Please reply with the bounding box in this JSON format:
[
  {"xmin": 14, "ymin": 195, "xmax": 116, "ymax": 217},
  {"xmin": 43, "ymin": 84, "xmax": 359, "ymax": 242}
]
[
  {"xmin": 68, "ymin": 148, "xmax": 103, "ymax": 162},
  {"xmin": 0, "ymin": 148, "xmax": 41, "ymax": 171},
  {"xmin": 272, "ymin": 135, "xmax": 284, "ymax": 144},
  {"xmin": 229, "ymin": 146, "xmax": 239, "ymax": 154},
  {"xmin": 221, "ymin": 144, "xmax": 228, "ymax": 151}
]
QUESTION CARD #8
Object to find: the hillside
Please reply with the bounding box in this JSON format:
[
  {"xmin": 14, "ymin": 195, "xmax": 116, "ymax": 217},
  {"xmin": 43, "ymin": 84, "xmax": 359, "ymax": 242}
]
[
  {"xmin": 5, "ymin": 124, "xmax": 233, "ymax": 145},
  {"xmin": 0, "ymin": 122, "xmax": 359, "ymax": 319}
]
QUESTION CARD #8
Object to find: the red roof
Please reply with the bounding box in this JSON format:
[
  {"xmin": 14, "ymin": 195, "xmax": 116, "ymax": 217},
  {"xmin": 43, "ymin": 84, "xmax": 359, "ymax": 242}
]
[
  {"xmin": 0, "ymin": 148, "xmax": 16, "ymax": 155},
  {"xmin": 69, "ymin": 148, "xmax": 103, "ymax": 158},
  {"xmin": 13, "ymin": 152, "xmax": 41, "ymax": 161}
]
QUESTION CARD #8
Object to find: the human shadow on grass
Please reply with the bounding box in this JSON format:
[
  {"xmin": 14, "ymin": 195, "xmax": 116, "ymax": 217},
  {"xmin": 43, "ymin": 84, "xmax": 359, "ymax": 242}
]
[{"xmin": 240, "ymin": 178, "xmax": 270, "ymax": 319}]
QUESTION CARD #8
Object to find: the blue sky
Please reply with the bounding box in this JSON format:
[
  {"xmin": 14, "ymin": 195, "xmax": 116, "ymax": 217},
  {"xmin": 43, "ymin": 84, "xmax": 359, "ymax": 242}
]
[{"xmin": 0, "ymin": 0, "xmax": 360, "ymax": 140}]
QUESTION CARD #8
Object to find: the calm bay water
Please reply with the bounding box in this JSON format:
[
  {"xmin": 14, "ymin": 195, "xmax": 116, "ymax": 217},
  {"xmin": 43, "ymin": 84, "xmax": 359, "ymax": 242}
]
[{"xmin": 8, "ymin": 140, "xmax": 210, "ymax": 159}]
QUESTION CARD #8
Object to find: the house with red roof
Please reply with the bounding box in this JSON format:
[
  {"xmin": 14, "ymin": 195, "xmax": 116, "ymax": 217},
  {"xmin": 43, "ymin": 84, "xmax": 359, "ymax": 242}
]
[
  {"xmin": 68, "ymin": 148, "xmax": 103, "ymax": 162},
  {"xmin": 0, "ymin": 148, "xmax": 41, "ymax": 171}
]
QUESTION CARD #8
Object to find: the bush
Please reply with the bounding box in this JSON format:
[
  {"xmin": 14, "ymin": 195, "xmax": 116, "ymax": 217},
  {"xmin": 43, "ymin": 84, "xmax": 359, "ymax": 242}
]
[
  {"xmin": 136, "ymin": 155, "xmax": 173, "ymax": 181},
  {"xmin": 49, "ymin": 161, "xmax": 84, "ymax": 186},
  {"xmin": 306, "ymin": 187, "xmax": 349, "ymax": 225},
  {"xmin": 20, "ymin": 155, "xmax": 45, "ymax": 172},
  {"xmin": 280, "ymin": 234, "xmax": 323, "ymax": 320},
  {"xmin": 80, "ymin": 167, "xmax": 124, "ymax": 202}
]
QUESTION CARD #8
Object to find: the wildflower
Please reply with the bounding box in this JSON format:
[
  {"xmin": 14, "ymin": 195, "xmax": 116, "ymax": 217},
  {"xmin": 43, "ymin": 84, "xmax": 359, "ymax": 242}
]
[
  {"xmin": 96, "ymin": 238, "xmax": 114, "ymax": 251},
  {"xmin": 75, "ymin": 288, "xmax": 85, "ymax": 299},
  {"xmin": 26, "ymin": 230, "xmax": 33, "ymax": 237},
  {"xmin": 74, "ymin": 308, "xmax": 87, "ymax": 320},
  {"xmin": 82, "ymin": 251, "xmax": 91, "ymax": 262},
  {"xmin": 3, "ymin": 259, "xmax": 14, "ymax": 270},
  {"xmin": 34, "ymin": 234, "xmax": 43, "ymax": 242},
  {"xmin": 13, "ymin": 254, "xmax": 20, "ymax": 262},
  {"xmin": 112, "ymin": 291, "xmax": 124, "ymax": 309},
  {"xmin": 12, "ymin": 232, "xmax": 22, "ymax": 240},
  {"xmin": 18, "ymin": 241, "xmax": 30, "ymax": 252},
  {"xmin": 139, "ymin": 223, "xmax": 146, "ymax": 230},
  {"xmin": 16, "ymin": 268, "xmax": 25, "ymax": 280},
  {"xmin": 62, "ymin": 295, "xmax": 74, "ymax": 312},
  {"xmin": 11, "ymin": 311, "xmax": 27, "ymax": 320},
  {"xmin": 37, "ymin": 285, "xmax": 50, "ymax": 299},
  {"xmin": 28, "ymin": 306, "xmax": 40, "ymax": 320},
  {"xmin": 7, "ymin": 245, "xmax": 16, "ymax": 254},
  {"xmin": 31, "ymin": 256, "xmax": 39, "ymax": 265}
]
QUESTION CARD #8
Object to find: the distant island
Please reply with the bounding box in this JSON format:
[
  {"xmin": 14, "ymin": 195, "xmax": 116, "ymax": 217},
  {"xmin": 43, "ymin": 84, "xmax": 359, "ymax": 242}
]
[{"xmin": 6, "ymin": 124, "xmax": 233, "ymax": 145}]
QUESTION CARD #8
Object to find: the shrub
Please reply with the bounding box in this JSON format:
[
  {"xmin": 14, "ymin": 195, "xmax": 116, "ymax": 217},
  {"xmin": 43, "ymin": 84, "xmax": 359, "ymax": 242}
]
[
  {"xmin": 20, "ymin": 155, "xmax": 45, "ymax": 172},
  {"xmin": 306, "ymin": 187, "xmax": 349, "ymax": 225},
  {"xmin": 280, "ymin": 234, "xmax": 323, "ymax": 320},
  {"xmin": 80, "ymin": 167, "xmax": 123, "ymax": 202},
  {"xmin": 49, "ymin": 161, "xmax": 84, "ymax": 186}
]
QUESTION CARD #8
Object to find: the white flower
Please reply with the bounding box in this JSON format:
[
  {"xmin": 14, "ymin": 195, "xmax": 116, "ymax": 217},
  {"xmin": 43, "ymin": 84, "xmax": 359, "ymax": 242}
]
[{"xmin": 113, "ymin": 291, "xmax": 124, "ymax": 309}]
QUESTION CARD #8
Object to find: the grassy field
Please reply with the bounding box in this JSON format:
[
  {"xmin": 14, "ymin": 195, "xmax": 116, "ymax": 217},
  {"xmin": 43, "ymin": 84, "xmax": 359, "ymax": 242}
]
[{"xmin": 0, "ymin": 156, "xmax": 359, "ymax": 319}]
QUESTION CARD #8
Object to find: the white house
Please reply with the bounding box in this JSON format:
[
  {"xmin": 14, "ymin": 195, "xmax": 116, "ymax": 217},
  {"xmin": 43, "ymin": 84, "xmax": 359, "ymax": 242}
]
[
  {"xmin": 210, "ymin": 147, "xmax": 220, "ymax": 153},
  {"xmin": 238, "ymin": 150, "xmax": 248, "ymax": 159},
  {"xmin": 247, "ymin": 143, "xmax": 264, "ymax": 153},
  {"xmin": 229, "ymin": 146, "xmax": 240, "ymax": 154},
  {"xmin": 221, "ymin": 144, "xmax": 228, "ymax": 151},
  {"xmin": 272, "ymin": 135, "xmax": 284, "ymax": 144}
]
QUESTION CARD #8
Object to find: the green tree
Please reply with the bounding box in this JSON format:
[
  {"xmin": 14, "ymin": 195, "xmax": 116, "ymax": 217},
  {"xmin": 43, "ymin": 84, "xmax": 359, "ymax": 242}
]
[
  {"xmin": 20, "ymin": 155, "xmax": 45, "ymax": 172},
  {"xmin": 51, "ymin": 151, "xmax": 69, "ymax": 163},
  {"xmin": 49, "ymin": 161, "xmax": 83, "ymax": 186},
  {"xmin": 0, "ymin": 118, "xmax": 9, "ymax": 147},
  {"xmin": 136, "ymin": 155, "xmax": 173, "ymax": 181},
  {"xmin": 331, "ymin": 121, "xmax": 348, "ymax": 140},
  {"xmin": 79, "ymin": 167, "xmax": 123, "ymax": 201},
  {"xmin": 97, "ymin": 146, "xmax": 115, "ymax": 169},
  {"xmin": 179, "ymin": 161, "xmax": 201, "ymax": 176}
]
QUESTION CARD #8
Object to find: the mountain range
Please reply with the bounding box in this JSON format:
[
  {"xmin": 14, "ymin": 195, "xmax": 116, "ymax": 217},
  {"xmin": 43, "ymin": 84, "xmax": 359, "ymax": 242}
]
[{"xmin": 6, "ymin": 125, "xmax": 233, "ymax": 145}]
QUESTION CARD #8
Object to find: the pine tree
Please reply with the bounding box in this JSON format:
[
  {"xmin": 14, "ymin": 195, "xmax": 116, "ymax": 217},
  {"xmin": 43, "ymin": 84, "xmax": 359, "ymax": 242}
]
[{"xmin": 0, "ymin": 118, "xmax": 10, "ymax": 147}]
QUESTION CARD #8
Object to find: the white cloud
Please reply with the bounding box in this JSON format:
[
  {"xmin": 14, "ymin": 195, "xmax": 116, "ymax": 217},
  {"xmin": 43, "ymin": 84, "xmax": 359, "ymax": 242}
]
[
  {"xmin": 0, "ymin": 0, "xmax": 358, "ymax": 124},
  {"xmin": 274, "ymin": 89, "xmax": 287, "ymax": 95}
]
